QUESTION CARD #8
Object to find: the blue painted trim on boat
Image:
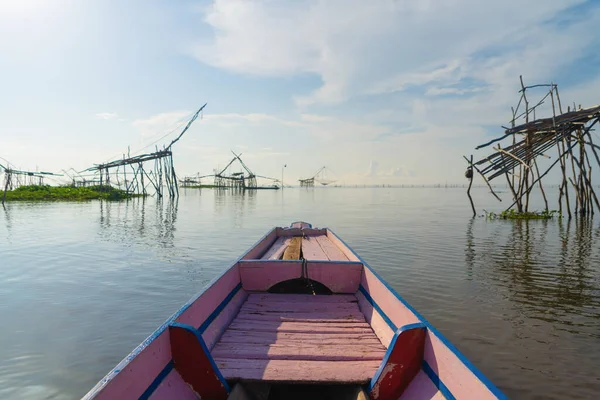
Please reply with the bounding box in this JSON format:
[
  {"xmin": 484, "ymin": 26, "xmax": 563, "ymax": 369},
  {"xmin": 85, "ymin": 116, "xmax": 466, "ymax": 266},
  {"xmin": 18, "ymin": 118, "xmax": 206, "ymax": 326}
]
[
  {"xmin": 423, "ymin": 360, "xmax": 456, "ymax": 400},
  {"xmin": 169, "ymin": 322, "xmax": 231, "ymax": 393},
  {"xmin": 198, "ymin": 282, "xmax": 242, "ymax": 333},
  {"xmin": 328, "ymin": 228, "xmax": 507, "ymax": 400},
  {"xmin": 83, "ymin": 228, "xmax": 276, "ymax": 399},
  {"xmin": 358, "ymin": 285, "xmax": 398, "ymax": 331},
  {"xmin": 138, "ymin": 360, "xmax": 173, "ymax": 400},
  {"xmin": 238, "ymin": 259, "xmax": 303, "ymax": 263},
  {"xmin": 368, "ymin": 323, "xmax": 426, "ymax": 392}
]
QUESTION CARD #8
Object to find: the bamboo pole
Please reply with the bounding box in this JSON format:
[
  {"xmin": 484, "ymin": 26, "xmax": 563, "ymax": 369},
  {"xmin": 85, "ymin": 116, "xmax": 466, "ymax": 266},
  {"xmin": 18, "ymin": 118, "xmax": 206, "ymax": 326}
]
[
  {"xmin": 533, "ymin": 158, "xmax": 548, "ymax": 212},
  {"xmin": 466, "ymin": 155, "xmax": 476, "ymax": 217}
]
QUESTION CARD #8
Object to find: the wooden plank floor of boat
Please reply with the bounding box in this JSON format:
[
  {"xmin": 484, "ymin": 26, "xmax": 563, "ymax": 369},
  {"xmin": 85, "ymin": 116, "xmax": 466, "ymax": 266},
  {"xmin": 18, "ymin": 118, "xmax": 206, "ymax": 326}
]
[{"xmin": 212, "ymin": 294, "xmax": 386, "ymax": 384}]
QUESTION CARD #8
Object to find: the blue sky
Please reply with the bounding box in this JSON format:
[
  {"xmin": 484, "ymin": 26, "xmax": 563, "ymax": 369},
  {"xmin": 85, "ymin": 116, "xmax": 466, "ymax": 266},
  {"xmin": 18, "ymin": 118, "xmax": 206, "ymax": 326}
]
[{"xmin": 1, "ymin": 0, "xmax": 600, "ymax": 185}]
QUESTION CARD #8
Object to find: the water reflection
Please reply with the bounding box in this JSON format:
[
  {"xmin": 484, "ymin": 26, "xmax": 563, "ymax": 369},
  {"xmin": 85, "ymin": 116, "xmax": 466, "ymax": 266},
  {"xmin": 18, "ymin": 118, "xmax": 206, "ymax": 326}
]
[
  {"xmin": 472, "ymin": 218, "xmax": 600, "ymax": 338},
  {"xmin": 214, "ymin": 189, "xmax": 257, "ymax": 226},
  {"xmin": 98, "ymin": 198, "xmax": 179, "ymax": 250}
]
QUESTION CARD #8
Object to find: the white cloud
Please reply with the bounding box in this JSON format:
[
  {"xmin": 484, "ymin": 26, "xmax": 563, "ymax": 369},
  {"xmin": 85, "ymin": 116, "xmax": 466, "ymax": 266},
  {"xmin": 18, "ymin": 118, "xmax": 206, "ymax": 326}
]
[
  {"xmin": 95, "ymin": 112, "xmax": 119, "ymax": 120},
  {"xmin": 193, "ymin": 0, "xmax": 591, "ymax": 106}
]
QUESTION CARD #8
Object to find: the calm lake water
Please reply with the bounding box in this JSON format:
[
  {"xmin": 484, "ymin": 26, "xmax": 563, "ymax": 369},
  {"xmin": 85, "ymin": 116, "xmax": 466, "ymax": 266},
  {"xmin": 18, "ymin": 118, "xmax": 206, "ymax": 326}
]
[{"xmin": 0, "ymin": 187, "xmax": 599, "ymax": 399}]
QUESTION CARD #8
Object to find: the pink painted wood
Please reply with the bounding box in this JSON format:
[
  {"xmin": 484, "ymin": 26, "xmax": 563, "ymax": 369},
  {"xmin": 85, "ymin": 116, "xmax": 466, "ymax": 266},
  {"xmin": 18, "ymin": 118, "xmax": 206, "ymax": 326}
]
[
  {"xmin": 212, "ymin": 293, "xmax": 386, "ymax": 383},
  {"xmin": 326, "ymin": 231, "xmax": 360, "ymax": 261},
  {"xmin": 301, "ymin": 236, "xmax": 329, "ymax": 260},
  {"xmin": 260, "ymin": 236, "xmax": 291, "ymax": 260},
  {"xmin": 218, "ymin": 331, "xmax": 383, "ymax": 345},
  {"xmin": 215, "ymin": 359, "xmax": 382, "ymax": 383},
  {"xmin": 84, "ymin": 331, "xmax": 172, "ymax": 400},
  {"xmin": 424, "ymin": 330, "xmax": 498, "ymax": 399},
  {"xmin": 175, "ymin": 265, "xmax": 241, "ymax": 328},
  {"xmin": 241, "ymin": 228, "xmax": 278, "ymax": 260},
  {"xmin": 398, "ymin": 370, "xmax": 445, "ymax": 400},
  {"xmin": 148, "ymin": 370, "xmax": 198, "ymax": 400},
  {"xmin": 240, "ymin": 301, "xmax": 359, "ymax": 313},
  {"xmin": 315, "ymin": 235, "xmax": 349, "ymax": 261},
  {"xmin": 211, "ymin": 342, "xmax": 386, "ymax": 361},
  {"xmin": 356, "ymin": 290, "xmax": 395, "ymax": 348},
  {"xmin": 247, "ymin": 293, "xmax": 357, "ymax": 303},
  {"xmin": 306, "ymin": 261, "xmax": 363, "ymax": 293},
  {"xmin": 234, "ymin": 312, "xmax": 366, "ymax": 323},
  {"xmin": 238, "ymin": 260, "xmax": 302, "ymax": 291},
  {"xmin": 226, "ymin": 320, "xmax": 374, "ymax": 334},
  {"xmin": 361, "ymin": 267, "xmax": 420, "ymax": 329},
  {"xmin": 202, "ymin": 288, "xmax": 248, "ymax": 350}
]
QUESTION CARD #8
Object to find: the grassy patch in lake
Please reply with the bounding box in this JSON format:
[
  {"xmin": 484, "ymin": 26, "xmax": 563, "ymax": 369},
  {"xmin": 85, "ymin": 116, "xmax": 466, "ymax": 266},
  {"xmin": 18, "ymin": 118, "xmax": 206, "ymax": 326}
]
[
  {"xmin": 3, "ymin": 185, "xmax": 136, "ymax": 201},
  {"xmin": 486, "ymin": 209, "xmax": 559, "ymax": 220}
]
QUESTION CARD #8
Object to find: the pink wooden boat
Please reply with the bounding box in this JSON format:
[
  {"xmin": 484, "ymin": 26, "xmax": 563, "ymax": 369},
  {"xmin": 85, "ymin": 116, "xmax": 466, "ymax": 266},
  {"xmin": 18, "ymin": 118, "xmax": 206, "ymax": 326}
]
[{"xmin": 84, "ymin": 222, "xmax": 506, "ymax": 400}]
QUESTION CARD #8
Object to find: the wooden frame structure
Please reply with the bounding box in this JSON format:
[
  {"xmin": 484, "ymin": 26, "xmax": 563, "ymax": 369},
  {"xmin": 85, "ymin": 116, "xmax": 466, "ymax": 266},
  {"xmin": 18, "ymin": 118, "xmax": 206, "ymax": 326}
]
[
  {"xmin": 466, "ymin": 77, "xmax": 600, "ymax": 217},
  {"xmin": 83, "ymin": 104, "xmax": 206, "ymax": 198}
]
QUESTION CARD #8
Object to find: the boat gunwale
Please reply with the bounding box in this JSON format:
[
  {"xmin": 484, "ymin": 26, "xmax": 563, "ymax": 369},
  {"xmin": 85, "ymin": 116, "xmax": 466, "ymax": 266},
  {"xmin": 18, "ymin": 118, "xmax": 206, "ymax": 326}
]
[
  {"xmin": 327, "ymin": 228, "xmax": 507, "ymax": 400},
  {"xmin": 82, "ymin": 227, "xmax": 278, "ymax": 399}
]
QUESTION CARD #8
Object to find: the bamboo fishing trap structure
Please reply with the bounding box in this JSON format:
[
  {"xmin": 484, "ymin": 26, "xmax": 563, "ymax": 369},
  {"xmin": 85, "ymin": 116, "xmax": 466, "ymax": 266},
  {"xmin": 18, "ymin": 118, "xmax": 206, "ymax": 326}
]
[
  {"xmin": 81, "ymin": 104, "xmax": 206, "ymax": 198},
  {"xmin": 194, "ymin": 151, "xmax": 280, "ymax": 190},
  {"xmin": 299, "ymin": 166, "xmax": 337, "ymax": 187},
  {"xmin": 465, "ymin": 77, "xmax": 600, "ymax": 218}
]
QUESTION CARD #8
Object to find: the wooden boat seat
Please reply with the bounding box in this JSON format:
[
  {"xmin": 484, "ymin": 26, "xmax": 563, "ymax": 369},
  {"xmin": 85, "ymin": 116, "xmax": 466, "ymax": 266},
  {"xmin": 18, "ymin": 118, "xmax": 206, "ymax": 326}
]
[
  {"xmin": 261, "ymin": 234, "xmax": 349, "ymax": 261},
  {"xmin": 212, "ymin": 293, "xmax": 386, "ymax": 384}
]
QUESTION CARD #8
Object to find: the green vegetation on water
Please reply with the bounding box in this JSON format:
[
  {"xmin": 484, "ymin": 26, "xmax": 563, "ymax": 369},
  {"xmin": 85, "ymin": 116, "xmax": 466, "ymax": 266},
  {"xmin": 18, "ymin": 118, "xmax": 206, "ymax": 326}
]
[
  {"xmin": 3, "ymin": 185, "xmax": 136, "ymax": 201},
  {"xmin": 486, "ymin": 209, "xmax": 559, "ymax": 220}
]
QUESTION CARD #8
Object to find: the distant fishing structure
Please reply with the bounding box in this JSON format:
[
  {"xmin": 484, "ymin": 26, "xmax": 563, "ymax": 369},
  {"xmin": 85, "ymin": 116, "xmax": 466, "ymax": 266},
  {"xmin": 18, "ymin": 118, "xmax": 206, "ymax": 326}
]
[
  {"xmin": 299, "ymin": 166, "xmax": 337, "ymax": 187},
  {"xmin": 82, "ymin": 103, "xmax": 207, "ymax": 198},
  {"xmin": 194, "ymin": 151, "xmax": 280, "ymax": 190},
  {"xmin": 1, "ymin": 162, "xmax": 63, "ymax": 205},
  {"xmin": 465, "ymin": 77, "xmax": 600, "ymax": 217}
]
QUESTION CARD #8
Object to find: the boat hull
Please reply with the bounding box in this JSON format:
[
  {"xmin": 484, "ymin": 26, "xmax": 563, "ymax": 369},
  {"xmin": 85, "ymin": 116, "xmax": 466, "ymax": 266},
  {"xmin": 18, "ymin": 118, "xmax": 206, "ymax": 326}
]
[{"xmin": 84, "ymin": 222, "xmax": 505, "ymax": 400}]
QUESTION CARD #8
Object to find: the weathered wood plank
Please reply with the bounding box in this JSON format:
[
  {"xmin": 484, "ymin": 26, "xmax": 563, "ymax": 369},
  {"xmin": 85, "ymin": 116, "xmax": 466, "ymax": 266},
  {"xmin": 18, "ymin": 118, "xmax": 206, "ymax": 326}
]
[
  {"xmin": 226, "ymin": 320, "xmax": 373, "ymax": 334},
  {"xmin": 283, "ymin": 236, "xmax": 302, "ymax": 260},
  {"xmin": 215, "ymin": 359, "xmax": 381, "ymax": 383},
  {"xmin": 326, "ymin": 231, "xmax": 360, "ymax": 262},
  {"xmin": 301, "ymin": 236, "xmax": 329, "ymax": 260},
  {"xmin": 242, "ymin": 228, "xmax": 278, "ymax": 260},
  {"xmin": 218, "ymin": 331, "xmax": 383, "ymax": 345},
  {"xmin": 260, "ymin": 237, "xmax": 291, "ymax": 260},
  {"xmin": 240, "ymin": 302, "xmax": 359, "ymax": 313},
  {"xmin": 246, "ymin": 294, "xmax": 357, "ymax": 304},
  {"xmin": 211, "ymin": 343, "xmax": 386, "ymax": 361},
  {"xmin": 234, "ymin": 310, "xmax": 366, "ymax": 322},
  {"xmin": 315, "ymin": 235, "xmax": 349, "ymax": 261}
]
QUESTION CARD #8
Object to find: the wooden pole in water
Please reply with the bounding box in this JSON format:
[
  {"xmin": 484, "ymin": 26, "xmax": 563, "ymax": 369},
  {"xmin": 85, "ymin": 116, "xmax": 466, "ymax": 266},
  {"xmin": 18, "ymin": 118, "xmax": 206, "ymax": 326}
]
[{"xmin": 466, "ymin": 155, "xmax": 476, "ymax": 217}]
